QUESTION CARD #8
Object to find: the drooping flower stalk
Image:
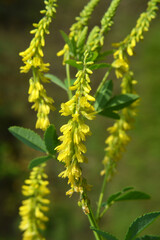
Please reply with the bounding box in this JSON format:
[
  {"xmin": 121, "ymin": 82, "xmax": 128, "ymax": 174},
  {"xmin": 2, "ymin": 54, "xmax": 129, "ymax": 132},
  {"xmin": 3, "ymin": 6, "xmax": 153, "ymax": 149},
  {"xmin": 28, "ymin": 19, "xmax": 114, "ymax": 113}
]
[
  {"xmin": 19, "ymin": 164, "xmax": 50, "ymax": 240},
  {"xmin": 113, "ymin": 0, "xmax": 160, "ymax": 57},
  {"xmin": 20, "ymin": 0, "xmax": 57, "ymax": 130},
  {"xmin": 56, "ymin": 51, "xmax": 96, "ymax": 214},
  {"xmin": 101, "ymin": 0, "xmax": 160, "ymax": 179}
]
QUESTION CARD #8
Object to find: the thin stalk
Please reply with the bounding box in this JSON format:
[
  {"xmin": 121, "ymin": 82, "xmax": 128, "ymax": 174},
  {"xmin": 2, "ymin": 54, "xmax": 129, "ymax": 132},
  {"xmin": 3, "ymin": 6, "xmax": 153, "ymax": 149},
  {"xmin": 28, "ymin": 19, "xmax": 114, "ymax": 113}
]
[
  {"xmin": 87, "ymin": 204, "xmax": 102, "ymax": 240},
  {"xmin": 94, "ymin": 66, "xmax": 112, "ymax": 98},
  {"xmin": 99, "ymin": 204, "xmax": 110, "ymax": 219},
  {"xmin": 96, "ymin": 163, "xmax": 111, "ymax": 220},
  {"xmin": 66, "ymin": 63, "xmax": 72, "ymax": 99}
]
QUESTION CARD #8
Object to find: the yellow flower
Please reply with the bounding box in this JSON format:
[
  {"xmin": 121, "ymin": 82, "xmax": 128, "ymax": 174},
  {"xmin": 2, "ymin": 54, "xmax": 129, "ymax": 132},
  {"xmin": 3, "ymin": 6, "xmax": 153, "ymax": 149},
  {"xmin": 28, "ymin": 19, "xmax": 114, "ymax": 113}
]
[
  {"xmin": 56, "ymin": 51, "xmax": 95, "ymax": 213},
  {"xmin": 20, "ymin": 0, "xmax": 57, "ymax": 130},
  {"xmin": 101, "ymin": 69, "xmax": 139, "ymax": 178},
  {"xmin": 19, "ymin": 164, "xmax": 50, "ymax": 240},
  {"xmin": 112, "ymin": 0, "xmax": 159, "ymax": 60},
  {"xmin": 112, "ymin": 58, "xmax": 129, "ymax": 78}
]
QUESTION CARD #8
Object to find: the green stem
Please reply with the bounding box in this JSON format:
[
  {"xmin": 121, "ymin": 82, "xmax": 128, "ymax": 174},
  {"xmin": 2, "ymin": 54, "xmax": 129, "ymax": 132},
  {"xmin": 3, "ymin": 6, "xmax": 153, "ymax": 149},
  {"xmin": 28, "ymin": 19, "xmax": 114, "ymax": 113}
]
[
  {"xmin": 99, "ymin": 204, "xmax": 110, "ymax": 219},
  {"xmin": 87, "ymin": 205, "xmax": 102, "ymax": 240},
  {"xmin": 96, "ymin": 163, "xmax": 111, "ymax": 220},
  {"xmin": 94, "ymin": 66, "xmax": 112, "ymax": 98},
  {"xmin": 66, "ymin": 63, "xmax": 72, "ymax": 99}
]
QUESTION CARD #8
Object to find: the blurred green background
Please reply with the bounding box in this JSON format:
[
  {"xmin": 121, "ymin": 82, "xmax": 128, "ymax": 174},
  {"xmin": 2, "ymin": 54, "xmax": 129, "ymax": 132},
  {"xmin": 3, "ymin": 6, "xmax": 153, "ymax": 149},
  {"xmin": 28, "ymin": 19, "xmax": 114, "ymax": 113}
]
[{"xmin": 0, "ymin": 0, "xmax": 160, "ymax": 239}]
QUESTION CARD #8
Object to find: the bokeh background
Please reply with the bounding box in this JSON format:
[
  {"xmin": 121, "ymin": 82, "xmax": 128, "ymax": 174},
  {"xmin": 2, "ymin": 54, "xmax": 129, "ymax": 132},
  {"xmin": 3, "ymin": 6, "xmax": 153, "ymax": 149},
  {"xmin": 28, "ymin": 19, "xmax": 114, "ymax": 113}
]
[{"xmin": 0, "ymin": 0, "xmax": 160, "ymax": 239}]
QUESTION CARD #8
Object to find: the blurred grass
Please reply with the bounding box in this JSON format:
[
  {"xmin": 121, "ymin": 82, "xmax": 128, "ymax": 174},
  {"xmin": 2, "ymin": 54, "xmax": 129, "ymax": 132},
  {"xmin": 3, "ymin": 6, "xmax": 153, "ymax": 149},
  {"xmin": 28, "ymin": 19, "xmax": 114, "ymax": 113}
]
[{"xmin": 0, "ymin": 0, "xmax": 160, "ymax": 239}]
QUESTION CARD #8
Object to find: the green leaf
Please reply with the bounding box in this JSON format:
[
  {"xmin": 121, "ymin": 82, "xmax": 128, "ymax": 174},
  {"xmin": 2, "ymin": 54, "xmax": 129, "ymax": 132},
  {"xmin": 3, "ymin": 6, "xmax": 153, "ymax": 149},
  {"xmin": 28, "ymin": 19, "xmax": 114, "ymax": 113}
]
[
  {"xmin": 123, "ymin": 187, "xmax": 135, "ymax": 191},
  {"xmin": 44, "ymin": 124, "xmax": 59, "ymax": 155},
  {"xmin": 91, "ymin": 227, "xmax": 119, "ymax": 240},
  {"xmin": 103, "ymin": 188, "xmax": 150, "ymax": 207},
  {"xmin": 60, "ymin": 30, "xmax": 74, "ymax": 54},
  {"xmin": 94, "ymin": 79, "xmax": 113, "ymax": 111},
  {"xmin": 116, "ymin": 191, "xmax": 150, "ymax": 201},
  {"xmin": 64, "ymin": 78, "xmax": 75, "ymax": 88},
  {"xmin": 98, "ymin": 109, "xmax": 120, "ymax": 119},
  {"xmin": 105, "ymin": 94, "xmax": 139, "ymax": 111},
  {"xmin": 90, "ymin": 63, "xmax": 111, "ymax": 70},
  {"xmin": 29, "ymin": 155, "xmax": 51, "ymax": 169},
  {"xmin": 136, "ymin": 236, "xmax": 160, "ymax": 240},
  {"xmin": 8, "ymin": 126, "xmax": 47, "ymax": 153},
  {"xmin": 104, "ymin": 187, "xmax": 134, "ymax": 206},
  {"xmin": 65, "ymin": 59, "xmax": 83, "ymax": 70},
  {"xmin": 45, "ymin": 74, "xmax": 67, "ymax": 90},
  {"xmin": 125, "ymin": 212, "xmax": 160, "ymax": 240}
]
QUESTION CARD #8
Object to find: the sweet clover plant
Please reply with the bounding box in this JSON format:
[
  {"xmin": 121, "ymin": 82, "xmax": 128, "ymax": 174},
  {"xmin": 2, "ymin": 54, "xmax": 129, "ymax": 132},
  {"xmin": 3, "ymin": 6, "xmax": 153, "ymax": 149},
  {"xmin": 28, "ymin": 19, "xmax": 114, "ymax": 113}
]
[{"xmin": 9, "ymin": 0, "xmax": 160, "ymax": 239}]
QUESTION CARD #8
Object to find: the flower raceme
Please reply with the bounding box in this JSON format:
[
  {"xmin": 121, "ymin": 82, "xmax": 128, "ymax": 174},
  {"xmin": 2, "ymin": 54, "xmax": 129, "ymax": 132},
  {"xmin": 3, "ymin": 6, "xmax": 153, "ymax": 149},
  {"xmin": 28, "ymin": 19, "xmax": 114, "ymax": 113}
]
[
  {"xmin": 19, "ymin": 164, "xmax": 50, "ymax": 240},
  {"xmin": 101, "ymin": 0, "xmax": 159, "ymax": 178},
  {"xmin": 19, "ymin": 0, "xmax": 57, "ymax": 130},
  {"xmin": 57, "ymin": 0, "xmax": 100, "ymax": 63},
  {"xmin": 112, "ymin": 0, "xmax": 160, "ymax": 57},
  {"xmin": 55, "ymin": 51, "xmax": 96, "ymax": 214}
]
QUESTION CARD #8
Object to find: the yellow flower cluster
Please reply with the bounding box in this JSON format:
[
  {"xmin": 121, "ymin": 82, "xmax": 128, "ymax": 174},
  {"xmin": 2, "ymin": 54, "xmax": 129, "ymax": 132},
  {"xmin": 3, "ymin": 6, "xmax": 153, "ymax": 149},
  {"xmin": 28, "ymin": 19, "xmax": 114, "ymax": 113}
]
[
  {"xmin": 19, "ymin": 164, "xmax": 50, "ymax": 240},
  {"xmin": 101, "ymin": 0, "xmax": 155, "ymax": 176},
  {"xmin": 57, "ymin": 0, "xmax": 100, "ymax": 62},
  {"xmin": 113, "ymin": 0, "xmax": 160, "ymax": 56},
  {"xmin": 86, "ymin": 0, "xmax": 121, "ymax": 52},
  {"xmin": 28, "ymin": 75, "xmax": 55, "ymax": 131},
  {"xmin": 69, "ymin": 0, "xmax": 100, "ymax": 40},
  {"xmin": 20, "ymin": 0, "xmax": 57, "ymax": 130},
  {"xmin": 101, "ymin": 71, "xmax": 138, "ymax": 178},
  {"xmin": 56, "ymin": 51, "xmax": 96, "ymax": 214}
]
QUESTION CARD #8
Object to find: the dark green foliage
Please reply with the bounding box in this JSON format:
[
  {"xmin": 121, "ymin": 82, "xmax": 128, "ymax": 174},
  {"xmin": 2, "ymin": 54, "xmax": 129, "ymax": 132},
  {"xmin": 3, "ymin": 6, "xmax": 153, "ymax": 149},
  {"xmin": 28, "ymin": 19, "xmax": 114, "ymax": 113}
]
[
  {"xmin": 105, "ymin": 94, "xmax": 139, "ymax": 111},
  {"xmin": 44, "ymin": 124, "xmax": 59, "ymax": 155},
  {"xmin": 8, "ymin": 126, "xmax": 47, "ymax": 153},
  {"xmin": 91, "ymin": 227, "xmax": 119, "ymax": 240},
  {"xmin": 94, "ymin": 79, "xmax": 113, "ymax": 111},
  {"xmin": 135, "ymin": 236, "xmax": 160, "ymax": 240},
  {"xmin": 99, "ymin": 109, "xmax": 120, "ymax": 119},
  {"xmin": 125, "ymin": 212, "xmax": 160, "ymax": 240},
  {"xmin": 29, "ymin": 155, "xmax": 52, "ymax": 169}
]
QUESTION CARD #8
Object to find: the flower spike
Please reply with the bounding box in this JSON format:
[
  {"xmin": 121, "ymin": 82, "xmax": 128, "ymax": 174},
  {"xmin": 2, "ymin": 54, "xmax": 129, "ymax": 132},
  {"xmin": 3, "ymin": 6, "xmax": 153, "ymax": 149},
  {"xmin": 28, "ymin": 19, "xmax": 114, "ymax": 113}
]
[
  {"xmin": 19, "ymin": 164, "xmax": 50, "ymax": 240},
  {"xmin": 20, "ymin": 0, "xmax": 57, "ymax": 130},
  {"xmin": 56, "ymin": 51, "xmax": 96, "ymax": 214}
]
